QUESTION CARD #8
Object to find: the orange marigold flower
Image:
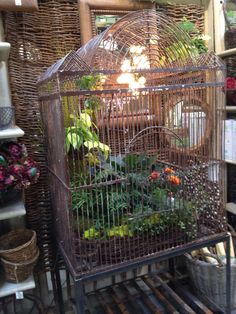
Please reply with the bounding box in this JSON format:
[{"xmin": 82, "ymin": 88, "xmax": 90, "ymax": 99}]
[
  {"xmin": 164, "ymin": 167, "xmax": 174, "ymax": 174},
  {"xmin": 168, "ymin": 175, "xmax": 181, "ymax": 185}
]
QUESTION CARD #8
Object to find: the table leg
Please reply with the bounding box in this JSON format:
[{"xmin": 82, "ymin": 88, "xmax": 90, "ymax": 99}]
[
  {"xmin": 226, "ymin": 234, "xmax": 231, "ymax": 314},
  {"xmin": 75, "ymin": 280, "xmax": 85, "ymax": 314}
]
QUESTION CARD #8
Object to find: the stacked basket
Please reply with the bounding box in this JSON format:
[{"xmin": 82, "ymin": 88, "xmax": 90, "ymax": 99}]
[
  {"xmin": 0, "ymin": 229, "xmax": 39, "ymax": 283},
  {"xmin": 0, "ymin": 107, "xmax": 14, "ymax": 130}
]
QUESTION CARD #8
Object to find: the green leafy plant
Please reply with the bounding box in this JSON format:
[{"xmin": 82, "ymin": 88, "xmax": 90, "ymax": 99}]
[
  {"xmin": 76, "ymin": 74, "xmax": 104, "ymax": 91},
  {"xmin": 72, "ymin": 152, "xmax": 199, "ymax": 241},
  {"xmin": 178, "ymin": 17, "xmax": 208, "ymax": 54},
  {"xmin": 65, "ymin": 74, "xmax": 110, "ymax": 165}
]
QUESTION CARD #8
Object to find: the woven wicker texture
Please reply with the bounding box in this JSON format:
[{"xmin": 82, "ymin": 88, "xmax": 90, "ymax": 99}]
[
  {"xmin": 1, "ymin": 249, "xmax": 39, "ymax": 283},
  {"xmin": 3, "ymin": 0, "xmax": 81, "ymax": 272},
  {"xmin": 186, "ymin": 253, "xmax": 236, "ymax": 310},
  {"xmin": 0, "ymin": 229, "xmax": 37, "ymax": 262},
  {"xmin": 156, "ymin": 3, "xmax": 205, "ymax": 34}
]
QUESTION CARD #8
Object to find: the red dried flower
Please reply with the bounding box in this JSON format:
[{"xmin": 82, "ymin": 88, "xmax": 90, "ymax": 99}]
[
  {"xmin": 150, "ymin": 171, "xmax": 159, "ymax": 181},
  {"xmin": 0, "ymin": 141, "xmax": 40, "ymax": 191}
]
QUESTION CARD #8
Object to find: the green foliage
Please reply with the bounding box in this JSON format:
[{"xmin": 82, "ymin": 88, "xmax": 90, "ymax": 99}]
[
  {"xmin": 84, "ymin": 96, "xmax": 101, "ymax": 111},
  {"xmin": 76, "ymin": 74, "xmax": 103, "ymax": 91},
  {"xmin": 129, "ymin": 202, "xmax": 197, "ymax": 239},
  {"xmin": 72, "ymin": 153, "xmax": 198, "ymax": 241},
  {"xmin": 191, "ymin": 37, "xmax": 208, "ymax": 54},
  {"xmin": 123, "ymin": 154, "xmax": 156, "ymax": 171},
  {"xmin": 107, "ymin": 225, "xmax": 133, "ymax": 237},
  {"xmin": 177, "ymin": 17, "xmax": 208, "ymax": 54},
  {"xmin": 178, "ymin": 18, "xmax": 196, "ymax": 33},
  {"xmin": 152, "ymin": 188, "xmax": 168, "ymax": 209},
  {"xmin": 66, "ymin": 74, "xmax": 110, "ymax": 167},
  {"xmin": 226, "ymin": 10, "xmax": 236, "ymax": 27},
  {"xmin": 65, "ymin": 113, "xmax": 101, "ymax": 151},
  {"xmin": 83, "ymin": 227, "xmax": 100, "ymax": 240}
]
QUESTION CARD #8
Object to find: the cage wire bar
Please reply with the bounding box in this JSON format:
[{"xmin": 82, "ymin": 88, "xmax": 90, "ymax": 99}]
[{"xmin": 38, "ymin": 10, "xmax": 227, "ymax": 280}]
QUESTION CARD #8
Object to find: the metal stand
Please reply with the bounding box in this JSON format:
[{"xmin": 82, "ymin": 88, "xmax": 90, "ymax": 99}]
[
  {"xmin": 75, "ymin": 279, "xmax": 85, "ymax": 314},
  {"xmin": 226, "ymin": 234, "xmax": 231, "ymax": 314},
  {"xmin": 56, "ymin": 233, "xmax": 231, "ymax": 314}
]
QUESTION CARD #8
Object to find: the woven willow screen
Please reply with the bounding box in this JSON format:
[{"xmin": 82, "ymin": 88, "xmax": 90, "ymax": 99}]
[
  {"xmin": 38, "ymin": 10, "xmax": 226, "ymax": 277},
  {"xmin": 3, "ymin": 0, "xmax": 81, "ymax": 271}
]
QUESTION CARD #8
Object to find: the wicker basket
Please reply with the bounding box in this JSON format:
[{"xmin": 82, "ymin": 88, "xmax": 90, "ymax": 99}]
[
  {"xmin": 0, "ymin": 107, "xmax": 14, "ymax": 130},
  {"xmin": 185, "ymin": 253, "xmax": 236, "ymax": 310},
  {"xmin": 1, "ymin": 249, "xmax": 39, "ymax": 283},
  {"xmin": 0, "ymin": 229, "xmax": 37, "ymax": 263}
]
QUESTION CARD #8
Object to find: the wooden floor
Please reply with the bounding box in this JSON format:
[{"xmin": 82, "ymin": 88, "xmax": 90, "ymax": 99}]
[{"xmin": 83, "ymin": 272, "xmax": 225, "ymax": 314}]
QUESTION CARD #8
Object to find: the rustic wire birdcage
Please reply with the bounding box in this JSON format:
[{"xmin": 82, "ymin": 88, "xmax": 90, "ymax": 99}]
[{"xmin": 38, "ymin": 10, "xmax": 226, "ymax": 277}]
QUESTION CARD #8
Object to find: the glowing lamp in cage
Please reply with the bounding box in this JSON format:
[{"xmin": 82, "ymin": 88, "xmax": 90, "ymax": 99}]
[
  {"xmin": 116, "ymin": 73, "xmax": 135, "ymax": 85},
  {"xmin": 133, "ymin": 54, "xmax": 150, "ymax": 70},
  {"xmin": 138, "ymin": 76, "xmax": 146, "ymax": 85},
  {"xmin": 121, "ymin": 59, "xmax": 131, "ymax": 72}
]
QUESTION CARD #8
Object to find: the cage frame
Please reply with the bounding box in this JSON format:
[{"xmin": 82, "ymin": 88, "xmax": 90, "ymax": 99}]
[{"xmin": 38, "ymin": 9, "xmax": 227, "ymax": 282}]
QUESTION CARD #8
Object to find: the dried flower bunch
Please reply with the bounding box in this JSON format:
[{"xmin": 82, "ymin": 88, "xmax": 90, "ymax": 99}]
[{"xmin": 0, "ymin": 141, "xmax": 40, "ymax": 191}]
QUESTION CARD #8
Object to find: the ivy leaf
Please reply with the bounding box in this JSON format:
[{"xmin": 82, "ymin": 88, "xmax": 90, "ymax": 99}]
[
  {"xmin": 67, "ymin": 133, "xmax": 82, "ymax": 150},
  {"xmin": 84, "ymin": 140, "xmax": 99, "ymax": 150},
  {"xmin": 80, "ymin": 113, "xmax": 92, "ymax": 128},
  {"xmin": 65, "ymin": 139, "xmax": 71, "ymax": 153}
]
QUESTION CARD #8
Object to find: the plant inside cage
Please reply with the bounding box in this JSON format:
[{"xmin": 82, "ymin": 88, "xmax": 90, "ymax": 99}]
[{"xmin": 38, "ymin": 9, "xmax": 226, "ymax": 273}]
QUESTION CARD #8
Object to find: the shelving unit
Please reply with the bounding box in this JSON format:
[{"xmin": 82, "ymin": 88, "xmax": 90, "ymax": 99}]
[
  {"xmin": 0, "ymin": 126, "xmax": 35, "ymax": 296},
  {"xmin": 226, "ymin": 202, "xmax": 236, "ymax": 215},
  {"xmin": 225, "ymin": 159, "xmax": 236, "ymax": 165},
  {"xmin": 226, "ymin": 106, "xmax": 236, "ymax": 112},
  {"xmin": 218, "ymin": 49, "xmax": 236, "ymax": 216},
  {"xmin": 0, "ymin": 199, "xmax": 26, "ymax": 220},
  {"xmin": 0, "ymin": 45, "xmax": 34, "ymax": 297},
  {"xmin": 0, "ymin": 127, "xmax": 35, "ymax": 297},
  {"xmin": 0, "ymin": 275, "xmax": 35, "ymax": 298},
  {"xmin": 0, "ymin": 126, "xmax": 24, "ymax": 139}
]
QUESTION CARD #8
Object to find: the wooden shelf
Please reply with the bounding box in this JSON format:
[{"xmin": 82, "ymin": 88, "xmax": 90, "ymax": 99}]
[
  {"xmin": 0, "ymin": 42, "xmax": 10, "ymax": 62},
  {"xmin": 0, "ymin": 275, "xmax": 35, "ymax": 298},
  {"xmin": 226, "ymin": 106, "xmax": 236, "ymax": 112},
  {"xmin": 226, "ymin": 202, "xmax": 236, "ymax": 215},
  {"xmin": 217, "ymin": 48, "xmax": 236, "ymax": 58},
  {"xmin": 225, "ymin": 159, "xmax": 236, "ymax": 165},
  {"xmin": 0, "ymin": 126, "xmax": 24, "ymax": 139},
  {"xmin": 0, "ymin": 198, "xmax": 26, "ymax": 220}
]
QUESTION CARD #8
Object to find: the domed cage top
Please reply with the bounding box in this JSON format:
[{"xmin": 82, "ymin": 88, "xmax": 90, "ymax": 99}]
[{"xmin": 38, "ymin": 10, "xmax": 226, "ymax": 277}]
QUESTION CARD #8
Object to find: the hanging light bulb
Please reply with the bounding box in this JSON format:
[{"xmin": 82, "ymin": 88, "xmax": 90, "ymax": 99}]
[
  {"xmin": 117, "ymin": 73, "xmax": 135, "ymax": 85},
  {"xmin": 121, "ymin": 59, "xmax": 131, "ymax": 72},
  {"xmin": 129, "ymin": 81, "xmax": 140, "ymax": 90},
  {"xmin": 133, "ymin": 54, "xmax": 150, "ymax": 70},
  {"xmin": 138, "ymin": 76, "xmax": 146, "ymax": 85}
]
